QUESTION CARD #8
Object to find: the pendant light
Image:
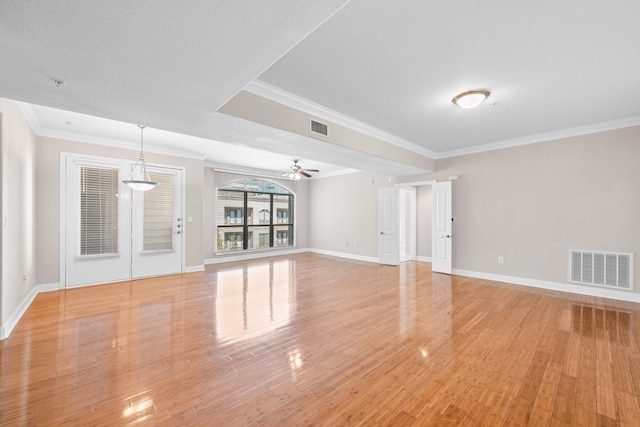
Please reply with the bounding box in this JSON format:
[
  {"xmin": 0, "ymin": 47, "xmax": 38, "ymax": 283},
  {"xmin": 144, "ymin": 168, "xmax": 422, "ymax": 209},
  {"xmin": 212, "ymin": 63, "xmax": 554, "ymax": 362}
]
[{"xmin": 122, "ymin": 125, "xmax": 157, "ymax": 191}]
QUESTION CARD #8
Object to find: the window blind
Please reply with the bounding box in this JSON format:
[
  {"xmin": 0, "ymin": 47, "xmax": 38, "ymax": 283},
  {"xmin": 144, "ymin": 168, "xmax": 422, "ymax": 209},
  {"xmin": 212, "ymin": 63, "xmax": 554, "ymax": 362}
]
[
  {"xmin": 143, "ymin": 173, "xmax": 174, "ymax": 251},
  {"xmin": 80, "ymin": 166, "xmax": 119, "ymax": 255}
]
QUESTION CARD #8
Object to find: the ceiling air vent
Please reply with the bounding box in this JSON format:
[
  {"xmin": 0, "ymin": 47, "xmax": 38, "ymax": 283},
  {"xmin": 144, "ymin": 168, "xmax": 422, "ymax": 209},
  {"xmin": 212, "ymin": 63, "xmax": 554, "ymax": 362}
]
[
  {"xmin": 310, "ymin": 119, "xmax": 328, "ymax": 137},
  {"xmin": 569, "ymin": 250, "xmax": 633, "ymax": 290}
]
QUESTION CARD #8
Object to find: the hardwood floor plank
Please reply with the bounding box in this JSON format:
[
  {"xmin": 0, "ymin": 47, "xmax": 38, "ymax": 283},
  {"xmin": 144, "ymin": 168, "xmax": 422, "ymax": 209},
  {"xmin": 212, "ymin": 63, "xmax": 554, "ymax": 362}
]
[{"xmin": 2, "ymin": 253, "xmax": 640, "ymax": 425}]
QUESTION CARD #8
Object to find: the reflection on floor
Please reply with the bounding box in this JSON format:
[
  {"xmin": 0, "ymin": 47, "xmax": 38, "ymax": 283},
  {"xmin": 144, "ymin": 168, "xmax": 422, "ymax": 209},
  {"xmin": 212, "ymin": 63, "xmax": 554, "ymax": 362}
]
[{"xmin": 1, "ymin": 253, "xmax": 640, "ymax": 425}]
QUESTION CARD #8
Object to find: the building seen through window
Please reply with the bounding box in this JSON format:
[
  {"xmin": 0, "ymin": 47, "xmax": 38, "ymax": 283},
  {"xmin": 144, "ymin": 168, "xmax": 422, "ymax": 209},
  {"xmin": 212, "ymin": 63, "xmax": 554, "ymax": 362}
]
[{"xmin": 217, "ymin": 180, "xmax": 294, "ymax": 253}]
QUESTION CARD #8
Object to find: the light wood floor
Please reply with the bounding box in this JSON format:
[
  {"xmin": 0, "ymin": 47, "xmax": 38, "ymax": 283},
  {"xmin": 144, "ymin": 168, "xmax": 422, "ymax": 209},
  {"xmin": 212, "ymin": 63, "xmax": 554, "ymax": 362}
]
[{"xmin": 2, "ymin": 253, "xmax": 640, "ymax": 426}]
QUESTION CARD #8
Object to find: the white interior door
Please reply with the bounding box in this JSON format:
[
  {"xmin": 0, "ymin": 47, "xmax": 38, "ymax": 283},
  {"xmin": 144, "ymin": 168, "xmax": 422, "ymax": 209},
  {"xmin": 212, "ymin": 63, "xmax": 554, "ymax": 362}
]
[
  {"xmin": 432, "ymin": 181, "xmax": 453, "ymax": 274},
  {"xmin": 378, "ymin": 187, "xmax": 399, "ymax": 265},
  {"xmin": 65, "ymin": 156, "xmax": 131, "ymax": 287},
  {"xmin": 131, "ymin": 167, "xmax": 183, "ymax": 278},
  {"xmin": 64, "ymin": 155, "xmax": 183, "ymax": 287}
]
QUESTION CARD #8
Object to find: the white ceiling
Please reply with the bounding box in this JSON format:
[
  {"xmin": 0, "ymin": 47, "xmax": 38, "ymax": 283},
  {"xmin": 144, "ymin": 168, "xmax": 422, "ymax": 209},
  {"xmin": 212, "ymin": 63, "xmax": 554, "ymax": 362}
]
[
  {"xmin": 2, "ymin": 1, "xmax": 640, "ymax": 177},
  {"xmin": 259, "ymin": 0, "xmax": 640, "ymax": 156}
]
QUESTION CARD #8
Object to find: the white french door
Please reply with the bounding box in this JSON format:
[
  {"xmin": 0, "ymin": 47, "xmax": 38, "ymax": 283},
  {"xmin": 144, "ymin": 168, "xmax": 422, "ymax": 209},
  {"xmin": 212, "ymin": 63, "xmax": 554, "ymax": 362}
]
[
  {"xmin": 63, "ymin": 154, "xmax": 183, "ymax": 287},
  {"xmin": 131, "ymin": 166, "xmax": 183, "ymax": 279},
  {"xmin": 64, "ymin": 157, "xmax": 131, "ymax": 287}
]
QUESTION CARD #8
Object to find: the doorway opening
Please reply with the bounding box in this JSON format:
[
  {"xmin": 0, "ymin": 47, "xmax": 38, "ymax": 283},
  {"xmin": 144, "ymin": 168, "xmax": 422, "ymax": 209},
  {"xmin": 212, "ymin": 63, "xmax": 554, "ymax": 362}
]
[{"xmin": 395, "ymin": 180, "xmax": 452, "ymax": 273}]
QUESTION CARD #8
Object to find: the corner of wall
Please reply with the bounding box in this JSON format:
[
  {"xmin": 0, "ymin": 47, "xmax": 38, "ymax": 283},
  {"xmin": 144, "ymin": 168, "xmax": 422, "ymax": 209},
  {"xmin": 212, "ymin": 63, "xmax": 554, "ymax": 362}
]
[{"xmin": 0, "ymin": 98, "xmax": 37, "ymax": 335}]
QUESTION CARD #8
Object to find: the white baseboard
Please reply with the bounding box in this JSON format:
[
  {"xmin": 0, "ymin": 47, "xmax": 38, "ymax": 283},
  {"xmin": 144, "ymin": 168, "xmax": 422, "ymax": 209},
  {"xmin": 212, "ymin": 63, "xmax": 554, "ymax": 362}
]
[
  {"xmin": 1, "ymin": 282, "xmax": 59, "ymax": 340},
  {"xmin": 205, "ymin": 248, "xmax": 308, "ymax": 265},
  {"xmin": 416, "ymin": 256, "xmax": 432, "ymax": 263},
  {"xmin": 453, "ymin": 269, "xmax": 640, "ymax": 304},
  {"xmin": 307, "ymin": 248, "xmax": 379, "ymax": 264},
  {"xmin": 38, "ymin": 282, "xmax": 61, "ymax": 292},
  {"xmin": 183, "ymin": 265, "xmax": 205, "ymax": 273}
]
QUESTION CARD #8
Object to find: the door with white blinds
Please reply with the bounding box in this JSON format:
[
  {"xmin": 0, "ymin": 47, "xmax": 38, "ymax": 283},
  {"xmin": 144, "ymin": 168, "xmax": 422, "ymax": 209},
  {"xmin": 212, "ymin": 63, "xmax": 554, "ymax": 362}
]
[
  {"xmin": 64, "ymin": 155, "xmax": 183, "ymax": 287},
  {"xmin": 131, "ymin": 167, "xmax": 183, "ymax": 279},
  {"xmin": 65, "ymin": 157, "xmax": 131, "ymax": 287}
]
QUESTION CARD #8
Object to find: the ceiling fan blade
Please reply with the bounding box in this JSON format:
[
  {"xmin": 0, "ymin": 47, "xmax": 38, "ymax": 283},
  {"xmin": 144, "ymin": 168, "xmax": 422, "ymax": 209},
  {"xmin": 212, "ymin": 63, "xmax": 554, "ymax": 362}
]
[
  {"xmin": 303, "ymin": 169, "xmax": 319, "ymax": 173},
  {"xmin": 299, "ymin": 170, "xmax": 312, "ymax": 178}
]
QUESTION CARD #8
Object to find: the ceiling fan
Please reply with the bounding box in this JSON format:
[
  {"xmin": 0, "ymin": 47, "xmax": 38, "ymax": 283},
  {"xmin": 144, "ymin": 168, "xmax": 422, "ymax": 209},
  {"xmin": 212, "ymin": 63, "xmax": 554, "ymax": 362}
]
[{"xmin": 284, "ymin": 159, "xmax": 319, "ymax": 180}]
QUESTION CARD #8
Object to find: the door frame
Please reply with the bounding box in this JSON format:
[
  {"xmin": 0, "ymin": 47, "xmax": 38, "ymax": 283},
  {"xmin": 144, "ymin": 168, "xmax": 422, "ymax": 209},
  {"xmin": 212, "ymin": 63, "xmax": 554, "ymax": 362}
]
[
  {"xmin": 59, "ymin": 152, "xmax": 186, "ymax": 289},
  {"xmin": 398, "ymin": 186, "xmax": 416, "ymax": 263},
  {"xmin": 395, "ymin": 181, "xmax": 435, "ymax": 264},
  {"xmin": 395, "ymin": 179, "xmax": 454, "ymax": 272}
]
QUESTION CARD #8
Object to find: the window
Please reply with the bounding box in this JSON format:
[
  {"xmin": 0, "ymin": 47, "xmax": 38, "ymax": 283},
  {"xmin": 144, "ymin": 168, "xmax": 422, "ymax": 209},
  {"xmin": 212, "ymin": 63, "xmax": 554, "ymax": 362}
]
[
  {"xmin": 276, "ymin": 209, "xmax": 288, "ymax": 224},
  {"xmin": 143, "ymin": 173, "xmax": 174, "ymax": 251},
  {"xmin": 222, "ymin": 231, "xmax": 243, "ymax": 250},
  {"xmin": 225, "ymin": 208, "xmax": 244, "ymax": 224},
  {"xmin": 80, "ymin": 166, "xmax": 119, "ymax": 256},
  {"xmin": 217, "ymin": 180, "xmax": 294, "ymax": 253},
  {"xmin": 259, "ymin": 209, "xmax": 270, "ymax": 225},
  {"xmin": 276, "ymin": 230, "xmax": 288, "ymax": 246}
]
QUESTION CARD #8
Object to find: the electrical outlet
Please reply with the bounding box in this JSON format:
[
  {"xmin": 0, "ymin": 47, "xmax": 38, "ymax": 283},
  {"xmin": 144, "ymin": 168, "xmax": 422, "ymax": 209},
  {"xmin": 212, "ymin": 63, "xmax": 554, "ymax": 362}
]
[{"xmin": 498, "ymin": 256, "xmax": 504, "ymax": 264}]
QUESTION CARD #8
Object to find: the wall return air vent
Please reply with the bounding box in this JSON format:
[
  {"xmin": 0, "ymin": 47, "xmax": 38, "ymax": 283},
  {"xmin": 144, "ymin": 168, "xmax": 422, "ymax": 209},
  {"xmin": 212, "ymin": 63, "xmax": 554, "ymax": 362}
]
[
  {"xmin": 310, "ymin": 119, "xmax": 328, "ymax": 137},
  {"xmin": 569, "ymin": 250, "xmax": 633, "ymax": 290}
]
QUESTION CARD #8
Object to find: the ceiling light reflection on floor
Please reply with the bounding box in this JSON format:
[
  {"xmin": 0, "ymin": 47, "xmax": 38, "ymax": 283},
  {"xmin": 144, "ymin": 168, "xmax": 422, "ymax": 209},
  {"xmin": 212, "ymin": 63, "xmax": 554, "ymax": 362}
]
[
  {"xmin": 123, "ymin": 399, "xmax": 154, "ymax": 417},
  {"xmin": 288, "ymin": 350, "xmax": 304, "ymax": 369}
]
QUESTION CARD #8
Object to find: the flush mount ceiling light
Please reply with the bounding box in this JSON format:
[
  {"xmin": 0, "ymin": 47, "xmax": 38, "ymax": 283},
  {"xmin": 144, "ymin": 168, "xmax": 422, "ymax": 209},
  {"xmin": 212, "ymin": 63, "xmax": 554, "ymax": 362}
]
[
  {"xmin": 452, "ymin": 90, "xmax": 491, "ymax": 109},
  {"xmin": 122, "ymin": 125, "xmax": 157, "ymax": 191}
]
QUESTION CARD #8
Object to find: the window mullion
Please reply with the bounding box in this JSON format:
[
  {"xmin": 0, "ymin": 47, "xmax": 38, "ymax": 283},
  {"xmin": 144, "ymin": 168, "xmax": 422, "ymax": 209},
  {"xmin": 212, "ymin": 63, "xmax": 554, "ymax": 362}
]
[
  {"xmin": 289, "ymin": 194, "xmax": 294, "ymax": 246},
  {"xmin": 269, "ymin": 194, "xmax": 274, "ymax": 247},
  {"xmin": 243, "ymin": 192, "xmax": 248, "ymax": 250}
]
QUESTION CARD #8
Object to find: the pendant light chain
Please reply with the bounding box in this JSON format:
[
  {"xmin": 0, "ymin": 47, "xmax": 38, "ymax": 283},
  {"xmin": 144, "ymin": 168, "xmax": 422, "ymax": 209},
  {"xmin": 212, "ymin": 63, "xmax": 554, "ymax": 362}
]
[
  {"xmin": 138, "ymin": 125, "xmax": 148, "ymax": 178},
  {"xmin": 139, "ymin": 125, "xmax": 145, "ymax": 159},
  {"xmin": 122, "ymin": 124, "xmax": 158, "ymax": 191}
]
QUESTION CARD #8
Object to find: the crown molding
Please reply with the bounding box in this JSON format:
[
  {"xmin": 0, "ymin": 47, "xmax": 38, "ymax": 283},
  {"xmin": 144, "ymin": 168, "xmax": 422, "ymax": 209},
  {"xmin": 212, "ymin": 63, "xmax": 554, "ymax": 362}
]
[
  {"xmin": 17, "ymin": 102, "xmax": 208, "ymax": 161},
  {"xmin": 243, "ymin": 83, "xmax": 640, "ymax": 162},
  {"xmin": 435, "ymin": 116, "xmax": 640, "ymax": 159},
  {"xmin": 245, "ymin": 80, "xmax": 438, "ymax": 159}
]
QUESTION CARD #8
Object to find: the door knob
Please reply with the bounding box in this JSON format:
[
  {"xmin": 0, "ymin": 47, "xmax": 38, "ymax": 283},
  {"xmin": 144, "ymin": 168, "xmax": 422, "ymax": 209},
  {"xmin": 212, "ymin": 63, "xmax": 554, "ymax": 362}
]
[{"xmin": 380, "ymin": 232, "xmax": 384, "ymax": 235}]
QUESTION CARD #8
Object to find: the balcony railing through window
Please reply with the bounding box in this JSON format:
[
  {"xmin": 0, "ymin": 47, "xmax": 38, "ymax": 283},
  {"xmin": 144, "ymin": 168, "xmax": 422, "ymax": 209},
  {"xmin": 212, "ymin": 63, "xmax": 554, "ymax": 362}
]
[{"xmin": 217, "ymin": 180, "xmax": 294, "ymax": 253}]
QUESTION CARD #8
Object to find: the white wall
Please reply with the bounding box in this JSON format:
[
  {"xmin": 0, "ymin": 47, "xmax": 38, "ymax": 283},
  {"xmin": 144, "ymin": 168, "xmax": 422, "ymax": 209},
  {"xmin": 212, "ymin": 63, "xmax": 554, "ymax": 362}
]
[
  {"xmin": 0, "ymin": 98, "xmax": 37, "ymax": 335},
  {"xmin": 309, "ymin": 171, "xmax": 396, "ymax": 259},
  {"xmin": 36, "ymin": 136, "xmax": 205, "ymax": 285},
  {"xmin": 204, "ymin": 169, "xmax": 310, "ymax": 261},
  {"xmin": 403, "ymin": 126, "xmax": 640, "ymax": 293}
]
